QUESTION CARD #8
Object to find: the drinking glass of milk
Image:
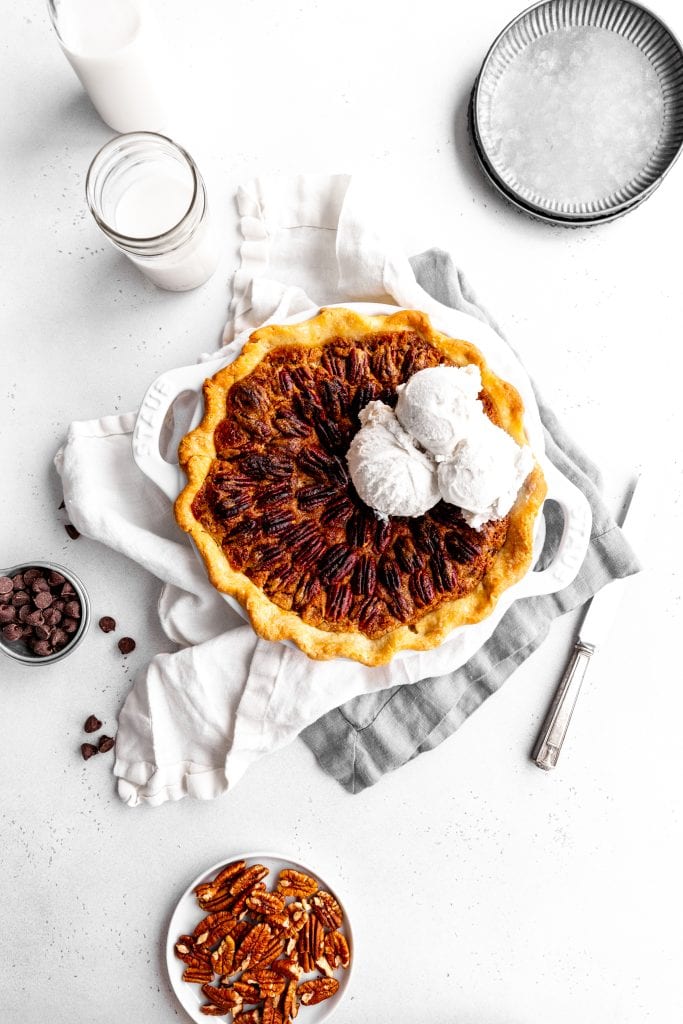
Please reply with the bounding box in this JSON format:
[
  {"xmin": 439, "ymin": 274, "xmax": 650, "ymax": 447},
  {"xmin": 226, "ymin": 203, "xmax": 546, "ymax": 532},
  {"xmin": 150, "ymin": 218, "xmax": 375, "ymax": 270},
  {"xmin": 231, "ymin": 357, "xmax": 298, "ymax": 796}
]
[
  {"xmin": 47, "ymin": 0, "xmax": 168, "ymax": 133},
  {"xmin": 86, "ymin": 133, "xmax": 221, "ymax": 291}
]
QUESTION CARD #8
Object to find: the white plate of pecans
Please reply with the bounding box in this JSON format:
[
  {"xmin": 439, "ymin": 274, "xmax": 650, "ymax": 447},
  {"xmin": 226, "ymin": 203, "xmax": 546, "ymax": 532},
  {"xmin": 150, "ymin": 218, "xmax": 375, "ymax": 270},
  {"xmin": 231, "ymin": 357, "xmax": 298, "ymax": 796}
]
[{"xmin": 166, "ymin": 852, "xmax": 354, "ymax": 1023}]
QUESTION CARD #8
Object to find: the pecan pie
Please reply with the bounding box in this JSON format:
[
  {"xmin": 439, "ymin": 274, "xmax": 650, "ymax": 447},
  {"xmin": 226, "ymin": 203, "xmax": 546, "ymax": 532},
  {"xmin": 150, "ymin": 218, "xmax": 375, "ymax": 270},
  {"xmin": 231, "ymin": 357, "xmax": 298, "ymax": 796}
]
[{"xmin": 175, "ymin": 307, "xmax": 546, "ymax": 664}]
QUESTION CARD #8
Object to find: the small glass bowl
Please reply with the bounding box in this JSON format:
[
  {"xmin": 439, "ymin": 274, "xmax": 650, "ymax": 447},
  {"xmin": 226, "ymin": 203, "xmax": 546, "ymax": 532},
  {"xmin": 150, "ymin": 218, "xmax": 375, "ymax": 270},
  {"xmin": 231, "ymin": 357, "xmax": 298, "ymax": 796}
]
[{"xmin": 0, "ymin": 561, "xmax": 91, "ymax": 666}]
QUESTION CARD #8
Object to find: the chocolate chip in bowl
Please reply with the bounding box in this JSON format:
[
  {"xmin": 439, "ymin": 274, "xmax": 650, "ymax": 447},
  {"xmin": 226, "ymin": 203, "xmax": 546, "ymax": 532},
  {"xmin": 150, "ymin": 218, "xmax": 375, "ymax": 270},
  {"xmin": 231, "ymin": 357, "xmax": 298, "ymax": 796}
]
[{"xmin": 0, "ymin": 561, "xmax": 90, "ymax": 665}]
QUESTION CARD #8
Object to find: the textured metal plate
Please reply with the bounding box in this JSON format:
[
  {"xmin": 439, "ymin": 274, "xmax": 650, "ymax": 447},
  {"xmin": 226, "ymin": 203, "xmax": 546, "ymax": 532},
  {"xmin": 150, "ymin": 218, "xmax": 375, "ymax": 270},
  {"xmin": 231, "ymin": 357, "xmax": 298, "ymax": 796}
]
[{"xmin": 471, "ymin": 0, "xmax": 683, "ymax": 223}]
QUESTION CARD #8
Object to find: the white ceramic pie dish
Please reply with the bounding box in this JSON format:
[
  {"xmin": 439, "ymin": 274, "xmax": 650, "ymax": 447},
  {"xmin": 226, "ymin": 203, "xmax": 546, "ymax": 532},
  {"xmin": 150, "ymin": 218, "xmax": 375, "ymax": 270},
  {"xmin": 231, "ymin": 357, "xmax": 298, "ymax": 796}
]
[{"xmin": 133, "ymin": 303, "xmax": 592, "ymax": 666}]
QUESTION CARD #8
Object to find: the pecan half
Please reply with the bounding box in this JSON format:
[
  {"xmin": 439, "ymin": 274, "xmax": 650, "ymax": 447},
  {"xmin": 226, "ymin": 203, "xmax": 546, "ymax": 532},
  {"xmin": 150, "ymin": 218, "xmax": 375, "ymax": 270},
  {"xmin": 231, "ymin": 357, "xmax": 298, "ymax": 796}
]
[
  {"xmin": 238, "ymin": 922, "xmax": 273, "ymax": 971},
  {"xmin": 310, "ymin": 891, "xmax": 343, "ymax": 930},
  {"xmin": 323, "ymin": 930, "xmax": 351, "ymax": 970},
  {"xmin": 298, "ymin": 977, "xmax": 339, "ymax": 1006},
  {"xmin": 276, "ymin": 870, "xmax": 318, "ymax": 899}
]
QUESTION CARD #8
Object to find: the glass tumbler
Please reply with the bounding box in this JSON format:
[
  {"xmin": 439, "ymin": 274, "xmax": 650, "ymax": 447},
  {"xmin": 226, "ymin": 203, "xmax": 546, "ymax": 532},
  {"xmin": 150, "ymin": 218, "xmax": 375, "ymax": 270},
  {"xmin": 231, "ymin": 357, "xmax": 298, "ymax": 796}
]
[
  {"xmin": 47, "ymin": 0, "xmax": 169, "ymax": 133},
  {"xmin": 85, "ymin": 132, "xmax": 221, "ymax": 291}
]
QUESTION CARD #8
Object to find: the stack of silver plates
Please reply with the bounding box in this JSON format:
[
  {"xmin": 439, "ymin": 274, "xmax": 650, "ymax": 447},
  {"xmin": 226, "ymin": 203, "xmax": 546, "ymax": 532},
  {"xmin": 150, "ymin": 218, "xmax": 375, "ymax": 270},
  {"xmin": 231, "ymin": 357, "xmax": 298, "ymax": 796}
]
[{"xmin": 470, "ymin": 0, "xmax": 683, "ymax": 225}]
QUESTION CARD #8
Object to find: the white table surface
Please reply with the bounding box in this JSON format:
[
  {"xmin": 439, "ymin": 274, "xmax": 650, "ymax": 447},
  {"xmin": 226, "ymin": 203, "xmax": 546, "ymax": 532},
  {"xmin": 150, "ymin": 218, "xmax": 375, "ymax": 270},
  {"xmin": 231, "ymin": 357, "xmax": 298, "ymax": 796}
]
[{"xmin": 2, "ymin": 1, "xmax": 683, "ymax": 1021}]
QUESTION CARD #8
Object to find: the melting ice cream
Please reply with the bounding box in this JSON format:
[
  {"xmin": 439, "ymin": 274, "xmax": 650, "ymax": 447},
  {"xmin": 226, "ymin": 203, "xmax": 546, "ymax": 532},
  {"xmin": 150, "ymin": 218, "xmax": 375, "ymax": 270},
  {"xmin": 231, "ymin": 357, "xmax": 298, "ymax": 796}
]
[
  {"xmin": 347, "ymin": 366, "xmax": 534, "ymax": 529},
  {"xmin": 346, "ymin": 401, "xmax": 440, "ymax": 519}
]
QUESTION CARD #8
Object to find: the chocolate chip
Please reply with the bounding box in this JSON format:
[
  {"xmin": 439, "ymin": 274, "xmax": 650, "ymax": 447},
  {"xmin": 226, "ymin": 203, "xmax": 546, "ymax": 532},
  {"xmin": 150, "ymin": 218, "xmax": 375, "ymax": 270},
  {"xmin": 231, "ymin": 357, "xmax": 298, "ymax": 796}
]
[
  {"xmin": 31, "ymin": 639, "xmax": 52, "ymax": 656},
  {"xmin": 81, "ymin": 743, "xmax": 98, "ymax": 760},
  {"xmin": 61, "ymin": 582, "xmax": 75, "ymax": 596},
  {"xmin": 0, "ymin": 577, "xmax": 13, "ymax": 595},
  {"xmin": 84, "ymin": 715, "xmax": 102, "ymax": 733},
  {"xmin": 42, "ymin": 608, "xmax": 62, "ymax": 627},
  {"xmin": 32, "ymin": 577, "xmax": 50, "ymax": 593},
  {"xmin": 11, "ymin": 573, "xmax": 24, "ymax": 590},
  {"xmin": 18, "ymin": 605, "xmax": 32, "ymax": 623},
  {"xmin": 0, "ymin": 604, "xmax": 16, "ymax": 623},
  {"xmin": 98, "ymin": 615, "xmax": 116, "ymax": 633},
  {"xmin": 52, "ymin": 600, "xmax": 65, "ymax": 612},
  {"xmin": 50, "ymin": 628, "xmax": 68, "ymax": 648},
  {"xmin": 11, "ymin": 590, "xmax": 30, "ymax": 607},
  {"xmin": 63, "ymin": 600, "xmax": 80, "ymax": 619},
  {"xmin": 98, "ymin": 735, "xmax": 115, "ymax": 753},
  {"xmin": 23, "ymin": 568, "xmax": 41, "ymax": 585},
  {"xmin": 47, "ymin": 571, "xmax": 65, "ymax": 586},
  {"xmin": 34, "ymin": 591, "xmax": 53, "ymax": 610},
  {"xmin": 117, "ymin": 636, "xmax": 136, "ymax": 655},
  {"xmin": 64, "ymin": 524, "xmax": 80, "ymax": 540},
  {"xmin": 2, "ymin": 623, "xmax": 23, "ymax": 642},
  {"xmin": 26, "ymin": 610, "xmax": 44, "ymax": 627},
  {"xmin": 34, "ymin": 624, "xmax": 51, "ymax": 641}
]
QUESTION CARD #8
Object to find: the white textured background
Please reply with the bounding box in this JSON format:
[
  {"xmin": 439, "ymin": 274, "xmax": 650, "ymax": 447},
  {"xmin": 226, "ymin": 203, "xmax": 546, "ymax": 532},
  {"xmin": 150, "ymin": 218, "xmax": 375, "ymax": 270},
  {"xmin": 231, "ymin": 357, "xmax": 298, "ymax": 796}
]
[{"xmin": 1, "ymin": 1, "xmax": 682, "ymax": 1021}]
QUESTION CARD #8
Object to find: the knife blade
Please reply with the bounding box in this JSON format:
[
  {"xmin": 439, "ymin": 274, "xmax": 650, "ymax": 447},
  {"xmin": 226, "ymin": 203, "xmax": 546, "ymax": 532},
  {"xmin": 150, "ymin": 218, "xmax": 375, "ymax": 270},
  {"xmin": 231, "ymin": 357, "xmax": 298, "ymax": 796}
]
[{"xmin": 531, "ymin": 473, "xmax": 649, "ymax": 771}]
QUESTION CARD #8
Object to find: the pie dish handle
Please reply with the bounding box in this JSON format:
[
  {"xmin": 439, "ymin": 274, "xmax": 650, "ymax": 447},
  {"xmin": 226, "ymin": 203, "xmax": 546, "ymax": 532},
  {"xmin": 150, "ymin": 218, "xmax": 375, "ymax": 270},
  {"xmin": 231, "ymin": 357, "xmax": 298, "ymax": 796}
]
[
  {"xmin": 132, "ymin": 360, "xmax": 220, "ymax": 501},
  {"xmin": 517, "ymin": 460, "xmax": 592, "ymax": 598}
]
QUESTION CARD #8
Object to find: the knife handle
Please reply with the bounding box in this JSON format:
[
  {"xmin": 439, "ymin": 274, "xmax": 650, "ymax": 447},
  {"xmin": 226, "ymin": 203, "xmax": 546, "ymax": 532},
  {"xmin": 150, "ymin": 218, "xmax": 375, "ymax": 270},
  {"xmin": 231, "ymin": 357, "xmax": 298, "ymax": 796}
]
[{"xmin": 532, "ymin": 640, "xmax": 595, "ymax": 770}]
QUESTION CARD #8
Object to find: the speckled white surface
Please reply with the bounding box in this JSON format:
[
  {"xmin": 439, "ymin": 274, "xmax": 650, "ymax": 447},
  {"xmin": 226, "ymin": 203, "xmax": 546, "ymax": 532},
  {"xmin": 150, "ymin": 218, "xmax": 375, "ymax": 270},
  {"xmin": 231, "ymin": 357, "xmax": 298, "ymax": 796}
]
[{"xmin": 1, "ymin": 2, "xmax": 683, "ymax": 1021}]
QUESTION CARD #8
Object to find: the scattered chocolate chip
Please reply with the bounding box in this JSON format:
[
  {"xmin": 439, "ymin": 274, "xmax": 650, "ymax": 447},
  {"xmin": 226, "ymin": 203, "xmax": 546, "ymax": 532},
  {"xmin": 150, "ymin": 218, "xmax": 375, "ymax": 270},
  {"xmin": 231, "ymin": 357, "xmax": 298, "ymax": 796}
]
[
  {"xmin": 0, "ymin": 604, "xmax": 16, "ymax": 623},
  {"xmin": 98, "ymin": 615, "xmax": 116, "ymax": 633},
  {"xmin": 47, "ymin": 570, "xmax": 65, "ymax": 586},
  {"xmin": 0, "ymin": 577, "xmax": 14, "ymax": 595},
  {"xmin": 98, "ymin": 735, "xmax": 115, "ymax": 753},
  {"xmin": 84, "ymin": 715, "xmax": 102, "ymax": 733},
  {"xmin": 2, "ymin": 623, "xmax": 23, "ymax": 642},
  {"xmin": 11, "ymin": 590, "xmax": 30, "ymax": 607},
  {"xmin": 64, "ymin": 524, "xmax": 80, "ymax": 540},
  {"xmin": 64, "ymin": 600, "xmax": 80, "ymax": 619},
  {"xmin": 34, "ymin": 591, "xmax": 53, "ymax": 610},
  {"xmin": 81, "ymin": 743, "xmax": 98, "ymax": 761},
  {"xmin": 31, "ymin": 639, "xmax": 52, "ymax": 656},
  {"xmin": 118, "ymin": 636, "xmax": 136, "ymax": 655}
]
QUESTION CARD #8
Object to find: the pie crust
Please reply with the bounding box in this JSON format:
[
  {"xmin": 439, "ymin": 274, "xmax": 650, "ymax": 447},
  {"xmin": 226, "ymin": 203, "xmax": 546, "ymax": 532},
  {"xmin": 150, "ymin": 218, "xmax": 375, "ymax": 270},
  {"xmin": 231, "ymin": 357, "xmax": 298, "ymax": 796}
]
[{"xmin": 175, "ymin": 307, "xmax": 547, "ymax": 665}]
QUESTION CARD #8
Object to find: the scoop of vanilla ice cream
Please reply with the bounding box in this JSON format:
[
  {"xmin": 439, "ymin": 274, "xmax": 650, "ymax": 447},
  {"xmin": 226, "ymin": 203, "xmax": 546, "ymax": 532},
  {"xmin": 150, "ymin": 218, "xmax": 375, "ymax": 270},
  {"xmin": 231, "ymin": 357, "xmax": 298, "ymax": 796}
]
[
  {"xmin": 395, "ymin": 365, "xmax": 483, "ymax": 458},
  {"xmin": 347, "ymin": 401, "xmax": 440, "ymax": 518},
  {"xmin": 437, "ymin": 417, "xmax": 534, "ymax": 530}
]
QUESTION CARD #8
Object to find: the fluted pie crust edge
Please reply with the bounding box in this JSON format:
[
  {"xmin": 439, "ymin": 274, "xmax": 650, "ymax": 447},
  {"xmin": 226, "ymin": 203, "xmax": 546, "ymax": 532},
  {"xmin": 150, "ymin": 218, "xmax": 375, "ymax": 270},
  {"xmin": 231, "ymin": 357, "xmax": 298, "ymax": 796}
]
[{"xmin": 174, "ymin": 307, "xmax": 547, "ymax": 665}]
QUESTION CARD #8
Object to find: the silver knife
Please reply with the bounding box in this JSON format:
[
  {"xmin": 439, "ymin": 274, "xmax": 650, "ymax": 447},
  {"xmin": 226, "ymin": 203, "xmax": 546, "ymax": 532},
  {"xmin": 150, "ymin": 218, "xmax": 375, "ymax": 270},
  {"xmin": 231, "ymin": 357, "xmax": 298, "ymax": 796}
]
[{"xmin": 531, "ymin": 473, "xmax": 649, "ymax": 771}]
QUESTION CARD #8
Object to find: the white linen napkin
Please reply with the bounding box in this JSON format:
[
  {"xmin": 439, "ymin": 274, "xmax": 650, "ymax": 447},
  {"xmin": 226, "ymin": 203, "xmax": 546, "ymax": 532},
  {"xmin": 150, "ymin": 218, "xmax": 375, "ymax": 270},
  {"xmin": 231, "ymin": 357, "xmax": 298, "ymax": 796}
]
[{"xmin": 55, "ymin": 175, "xmax": 544, "ymax": 807}]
